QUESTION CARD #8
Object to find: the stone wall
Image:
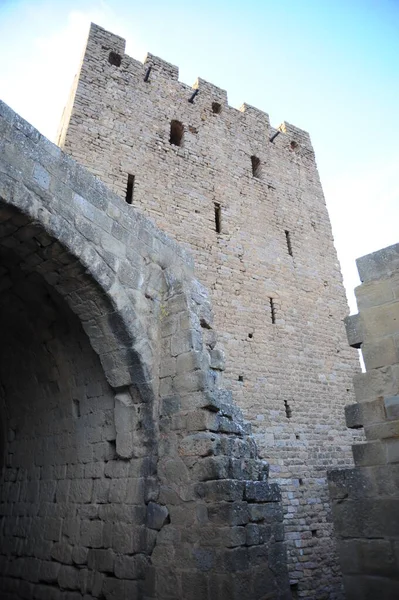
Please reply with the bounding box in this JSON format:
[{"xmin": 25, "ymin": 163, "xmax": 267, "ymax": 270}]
[
  {"xmin": 329, "ymin": 243, "xmax": 399, "ymax": 600},
  {"xmin": 0, "ymin": 100, "xmax": 290, "ymax": 599},
  {"xmin": 58, "ymin": 23, "xmax": 361, "ymax": 597}
]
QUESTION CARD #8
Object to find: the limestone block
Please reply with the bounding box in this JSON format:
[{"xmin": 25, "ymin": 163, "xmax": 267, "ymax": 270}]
[
  {"xmin": 355, "ymin": 279, "xmax": 395, "ymax": 310},
  {"xmin": 362, "ymin": 336, "xmax": 398, "ymax": 370},
  {"xmin": 361, "ymin": 303, "xmax": 399, "ymax": 341},
  {"xmin": 114, "ymin": 391, "xmax": 135, "ymax": 459},
  {"xmin": 344, "ymin": 313, "xmax": 363, "ymax": 348},
  {"xmin": 146, "ymin": 502, "xmax": 169, "ymax": 531},
  {"xmin": 365, "ymin": 419, "xmax": 399, "ymax": 441},
  {"xmin": 357, "ymin": 243, "xmax": 399, "ymax": 283}
]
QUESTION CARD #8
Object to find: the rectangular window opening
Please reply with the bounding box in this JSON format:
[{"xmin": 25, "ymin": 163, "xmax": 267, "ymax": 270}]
[
  {"xmin": 251, "ymin": 155, "xmax": 261, "ymax": 178},
  {"xmin": 214, "ymin": 203, "xmax": 221, "ymax": 234},
  {"xmin": 170, "ymin": 120, "xmax": 184, "ymax": 146},
  {"xmin": 285, "ymin": 230, "xmax": 293, "ymax": 256},
  {"xmin": 269, "ymin": 297, "xmax": 276, "ymax": 324},
  {"xmin": 125, "ymin": 174, "xmax": 135, "ymax": 204}
]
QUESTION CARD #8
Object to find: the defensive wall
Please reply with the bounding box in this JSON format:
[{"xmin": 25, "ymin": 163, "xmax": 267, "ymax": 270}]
[
  {"xmin": 0, "ymin": 100, "xmax": 290, "ymax": 599},
  {"xmin": 329, "ymin": 243, "xmax": 399, "ymax": 600},
  {"xmin": 58, "ymin": 23, "xmax": 362, "ymax": 597}
]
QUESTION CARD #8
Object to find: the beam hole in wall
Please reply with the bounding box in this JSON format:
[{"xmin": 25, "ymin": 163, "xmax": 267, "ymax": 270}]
[
  {"xmin": 312, "ymin": 529, "xmax": 317, "ymax": 537},
  {"xmin": 170, "ymin": 120, "xmax": 184, "ymax": 146},
  {"xmin": 238, "ymin": 375, "xmax": 244, "ymax": 382},
  {"xmin": 284, "ymin": 400, "xmax": 292, "ymax": 418},
  {"xmin": 299, "ymin": 478, "xmax": 304, "ymax": 486},
  {"xmin": 125, "ymin": 174, "xmax": 135, "ymax": 204},
  {"xmin": 269, "ymin": 297, "xmax": 276, "ymax": 324},
  {"xmin": 248, "ymin": 333, "xmax": 253, "ymax": 339},
  {"xmin": 290, "ymin": 140, "xmax": 298, "ymax": 150},
  {"xmin": 285, "ymin": 230, "xmax": 293, "ymax": 257},
  {"xmin": 251, "ymin": 155, "xmax": 261, "ymax": 179},
  {"xmin": 212, "ymin": 102, "xmax": 222, "ymax": 114},
  {"xmin": 290, "ymin": 583, "xmax": 299, "ymax": 599},
  {"xmin": 72, "ymin": 399, "xmax": 81, "ymax": 418},
  {"xmin": 295, "ymin": 434, "xmax": 300, "ymax": 440},
  {"xmin": 108, "ymin": 51, "xmax": 122, "ymax": 67},
  {"xmin": 214, "ymin": 203, "xmax": 221, "ymax": 234}
]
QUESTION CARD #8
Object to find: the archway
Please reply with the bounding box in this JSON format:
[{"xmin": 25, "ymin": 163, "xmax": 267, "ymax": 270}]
[{"xmin": 0, "ymin": 203, "xmax": 156, "ymax": 599}]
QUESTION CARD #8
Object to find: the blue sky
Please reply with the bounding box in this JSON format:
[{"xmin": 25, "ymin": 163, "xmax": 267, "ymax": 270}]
[{"xmin": 0, "ymin": 0, "xmax": 398, "ymax": 312}]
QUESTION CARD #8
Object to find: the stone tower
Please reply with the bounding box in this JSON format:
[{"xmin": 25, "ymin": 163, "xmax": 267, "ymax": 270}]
[{"xmin": 58, "ymin": 23, "xmax": 360, "ymax": 598}]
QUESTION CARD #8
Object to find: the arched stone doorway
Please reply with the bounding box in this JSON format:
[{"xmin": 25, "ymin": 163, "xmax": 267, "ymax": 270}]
[
  {"xmin": 0, "ymin": 205, "xmax": 156, "ymax": 599},
  {"xmin": 0, "ymin": 246, "xmax": 122, "ymax": 596}
]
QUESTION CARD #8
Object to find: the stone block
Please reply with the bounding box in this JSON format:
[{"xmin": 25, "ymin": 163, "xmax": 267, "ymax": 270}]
[
  {"xmin": 195, "ymin": 480, "xmax": 245, "ymax": 503},
  {"xmin": 332, "ymin": 497, "xmax": 399, "ymax": 539},
  {"xmin": 80, "ymin": 520, "xmax": 103, "ymax": 548},
  {"xmin": 362, "ymin": 336, "xmax": 398, "ymax": 370},
  {"xmin": 344, "ymin": 313, "xmax": 363, "ymax": 348},
  {"xmin": 146, "ymin": 502, "xmax": 169, "ymax": 530},
  {"xmin": 114, "ymin": 391, "xmax": 135, "ymax": 459},
  {"xmin": 88, "ymin": 549, "xmax": 114, "ymax": 573},
  {"xmin": 114, "ymin": 554, "xmax": 149, "ymax": 580},
  {"xmin": 345, "ymin": 403, "xmax": 364, "ymax": 429},
  {"xmin": 57, "ymin": 565, "xmax": 80, "ymax": 590},
  {"xmin": 179, "ymin": 432, "xmax": 219, "ymax": 457},
  {"xmin": 357, "ymin": 244, "xmax": 399, "ymax": 283},
  {"xmin": 355, "ymin": 279, "xmax": 395, "ymax": 310},
  {"xmin": 208, "ymin": 502, "xmax": 249, "ymax": 526},
  {"xmin": 244, "ymin": 481, "xmax": 281, "ymax": 503},
  {"xmin": 69, "ymin": 479, "xmax": 93, "ymax": 504},
  {"xmin": 365, "ymin": 419, "xmax": 399, "ymax": 441}
]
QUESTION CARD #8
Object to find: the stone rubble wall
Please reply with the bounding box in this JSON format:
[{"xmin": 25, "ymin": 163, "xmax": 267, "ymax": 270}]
[
  {"xmin": 0, "ymin": 100, "xmax": 290, "ymax": 599},
  {"xmin": 329, "ymin": 243, "xmax": 399, "ymax": 600},
  {"xmin": 59, "ymin": 23, "xmax": 361, "ymax": 598}
]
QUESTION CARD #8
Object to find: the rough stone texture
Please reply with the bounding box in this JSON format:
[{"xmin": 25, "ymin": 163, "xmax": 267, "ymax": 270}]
[
  {"xmin": 58, "ymin": 23, "xmax": 361, "ymax": 598},
  {"xmin": 0, "ymin": 100, "xmax": 290, "ymax": 599},
  {"xmin": 329, "ymin": 243, "xmax": 399, "ymax": 600}
]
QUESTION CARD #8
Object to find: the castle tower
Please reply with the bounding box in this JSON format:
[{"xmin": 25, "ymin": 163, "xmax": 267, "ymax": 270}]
[{"xmin": 58, "ymin": 23, "xmax": 360, "ymax": 598}]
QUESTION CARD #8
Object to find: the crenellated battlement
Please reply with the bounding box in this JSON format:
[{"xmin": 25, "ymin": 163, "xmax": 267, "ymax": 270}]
[{"xmin": 65, "ymin": 23, "xmax": 313, "ymax": 154}]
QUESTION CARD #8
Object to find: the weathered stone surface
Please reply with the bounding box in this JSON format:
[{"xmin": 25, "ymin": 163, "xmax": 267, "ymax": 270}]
[
  {"xmin": 58, "ymin": 21, "xmax": 361, "ymax": 598},
  {"xmin": 0, "ymin": 94, "xmax": 290, "ymax": 599},
  {"xmin": 330, "ymin": 242, "xmax": 399, "ymax": 600}
]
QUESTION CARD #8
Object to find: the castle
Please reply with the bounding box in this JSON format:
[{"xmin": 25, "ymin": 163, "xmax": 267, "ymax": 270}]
[
  {"xmin": 0, "ymin": 22, "xmax": 374, "ymax": 600},
  {"xmin": 58, "ymin": 24, "xmax": 361, "ymax": 597}
]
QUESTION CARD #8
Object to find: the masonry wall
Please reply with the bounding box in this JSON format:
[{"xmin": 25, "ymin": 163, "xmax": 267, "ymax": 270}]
[
  {"xmin": 0, "ymin": 99, "xmax": 291, "ymax": 599},
  {"xmin": 329, "ymin": 243, "xmax": 399, "ymax": 600},
  {"xmin": 58, "ymin": 24, "xmax": 361, "ymax": 597},
  {"xmin": 0, "ymin": 252, "xmax": 148, "ymax": 599}
]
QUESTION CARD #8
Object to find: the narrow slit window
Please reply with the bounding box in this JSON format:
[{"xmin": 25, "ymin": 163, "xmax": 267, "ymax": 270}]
[
  {"xmin": 214, "ymin": 203, "xmax": 221, "ymax": 234},
  {"xmin": 170, "ymin": 120, "xmax": 184, "ymax": 146},
  {"xmin": 285, "ymin": 230, "xmax": 293, "ymax": 256},
  {"xmin": 284, "ymin": 400, "xmax": 292, "ymax": 419},
  {"xmin": 251, "ymin": 155, "xmax": 261, "ymax": 179},
  {"xmin": 125, "ymin": 174, "xmax": 135, "ymax": 204},
  {"xmin": 269, "ymin": 297, "xmax": 276, "ymax": 324}
]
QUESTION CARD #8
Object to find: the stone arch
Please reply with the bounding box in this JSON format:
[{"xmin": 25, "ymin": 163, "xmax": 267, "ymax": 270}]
[{"xmin": 0, "ymin": 199, "xmax": 152, "ymax": 395}]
